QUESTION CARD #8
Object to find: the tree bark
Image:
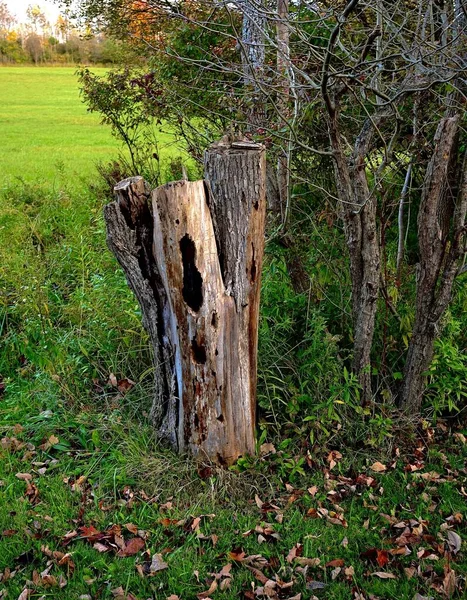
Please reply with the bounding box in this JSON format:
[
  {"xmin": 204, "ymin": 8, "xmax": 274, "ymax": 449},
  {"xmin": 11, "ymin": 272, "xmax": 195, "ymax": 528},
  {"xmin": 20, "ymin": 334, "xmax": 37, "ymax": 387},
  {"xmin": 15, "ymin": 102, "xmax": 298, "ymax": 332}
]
[
  {"xmin": 400, "ymin": 115, "xmax": 466, "ymax": 412},
  {"xmin": 328, "ymin": 112, "xmax": 381, "ymax": 404},
  {"xmin": 240, "ymin": 0, "xmax": 266, "ymax": 128},
  {"xmin": 104, "ymin": 140, "xmax": 266, "ymax": 465}
]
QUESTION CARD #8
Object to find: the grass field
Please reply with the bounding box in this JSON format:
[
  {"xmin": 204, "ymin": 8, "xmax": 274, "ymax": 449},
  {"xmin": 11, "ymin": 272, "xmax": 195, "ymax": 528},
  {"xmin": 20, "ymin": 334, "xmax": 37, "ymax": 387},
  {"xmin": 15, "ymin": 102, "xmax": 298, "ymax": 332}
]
[
  {"xmin": 0, "ymin": 67, "xmax": 176, "ymax": 185},
  {"xmin": 0, "ymin": 67, "xmax": 466, "ymax": 600},
  {"xmin": 0, "ymin": 67, "xmax": 121, "ymax": 184}
]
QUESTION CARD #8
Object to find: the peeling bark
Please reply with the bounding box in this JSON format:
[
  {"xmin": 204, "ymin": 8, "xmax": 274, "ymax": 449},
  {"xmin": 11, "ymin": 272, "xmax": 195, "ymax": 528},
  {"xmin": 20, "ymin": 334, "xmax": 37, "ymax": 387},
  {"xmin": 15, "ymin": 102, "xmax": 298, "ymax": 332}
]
[{"xmin": 104, "ymin": 141, "xmax": 266, "ymax": 465}]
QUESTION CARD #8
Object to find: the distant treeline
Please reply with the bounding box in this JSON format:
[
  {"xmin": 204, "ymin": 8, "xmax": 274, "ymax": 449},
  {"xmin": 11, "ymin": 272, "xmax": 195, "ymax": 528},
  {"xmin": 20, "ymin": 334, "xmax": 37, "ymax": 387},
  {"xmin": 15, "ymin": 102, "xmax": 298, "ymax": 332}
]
[{"xmin": 0, "ymin": 31, "xmax": 124, "ymax": 65}]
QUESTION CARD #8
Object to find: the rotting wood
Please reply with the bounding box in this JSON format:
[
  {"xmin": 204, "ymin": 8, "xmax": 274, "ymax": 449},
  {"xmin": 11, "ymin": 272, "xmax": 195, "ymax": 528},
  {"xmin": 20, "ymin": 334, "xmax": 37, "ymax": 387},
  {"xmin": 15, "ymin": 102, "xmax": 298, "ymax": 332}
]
[{"xmin": 104, "ymin": 140, "xmax": 266, "ymax": 465}]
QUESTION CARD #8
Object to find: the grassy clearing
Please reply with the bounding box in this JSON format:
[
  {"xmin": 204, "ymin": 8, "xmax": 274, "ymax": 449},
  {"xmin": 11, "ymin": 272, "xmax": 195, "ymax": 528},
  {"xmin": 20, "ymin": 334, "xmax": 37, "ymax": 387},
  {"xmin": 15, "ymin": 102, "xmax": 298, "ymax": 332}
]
[
  {"xmin": 0, "ymin": 67, "xmax": 176, "ymax": 185},
  {"xmin": 0, "ymin": 67, "xmax": 466, "ymax": 599}
]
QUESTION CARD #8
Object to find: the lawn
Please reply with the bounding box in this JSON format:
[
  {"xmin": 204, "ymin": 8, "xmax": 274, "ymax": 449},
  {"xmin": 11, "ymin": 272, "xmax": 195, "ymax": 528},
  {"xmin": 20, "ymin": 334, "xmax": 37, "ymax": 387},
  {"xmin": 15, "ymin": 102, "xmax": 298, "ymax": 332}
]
[
  {"xmin": 0, "ymin": 67, "xmax": 466, "ymax": 600},
  {"xmin": 0, "ymin": 67, "xmax": 175, "ymax": 185}
]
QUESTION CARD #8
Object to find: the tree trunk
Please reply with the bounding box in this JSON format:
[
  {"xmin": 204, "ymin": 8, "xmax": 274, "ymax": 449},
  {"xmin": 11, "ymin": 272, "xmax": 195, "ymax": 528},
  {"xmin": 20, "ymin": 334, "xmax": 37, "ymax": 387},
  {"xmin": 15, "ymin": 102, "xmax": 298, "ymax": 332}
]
[
  {"xmin": 400, "ymin": 115, "xmax": 466, "ymax": 412},
  {"xmin": 104, "ymin": 140, "xmax": 266, "ymax": 465},
  {"xmin": 329, "ymin": 113, "xmax": 381, "ymax": 404},
  {"xmin": 276, "ymin": 0, "xmax": 290, "ymax": 224},
  {"xmin": 240, "ymin": 0, "xmax": 266, "ymax": 128}
]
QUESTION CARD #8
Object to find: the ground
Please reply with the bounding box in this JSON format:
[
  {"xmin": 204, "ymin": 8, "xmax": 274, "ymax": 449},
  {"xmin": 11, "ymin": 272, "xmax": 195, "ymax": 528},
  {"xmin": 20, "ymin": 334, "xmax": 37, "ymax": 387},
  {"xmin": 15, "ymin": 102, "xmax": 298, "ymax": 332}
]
[{"xmin": 0, "ymin": 67, "xmax": 466, "ymax": 600}]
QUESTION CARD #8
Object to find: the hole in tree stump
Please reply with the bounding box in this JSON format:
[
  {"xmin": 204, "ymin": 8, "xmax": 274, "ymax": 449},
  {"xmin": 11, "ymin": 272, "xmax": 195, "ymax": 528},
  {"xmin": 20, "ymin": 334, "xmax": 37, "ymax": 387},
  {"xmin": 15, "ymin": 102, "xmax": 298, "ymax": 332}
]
[
  {"xmin": 191, "ymin": 336, "xmax": 207, "ymax": 364},
  {"xmin": 250, "ymin": 243, "xmax": 257, "ymax": 284},
  {"xmin": 180, "ymin": 234, "xmax": 203, "ymax": 312}
]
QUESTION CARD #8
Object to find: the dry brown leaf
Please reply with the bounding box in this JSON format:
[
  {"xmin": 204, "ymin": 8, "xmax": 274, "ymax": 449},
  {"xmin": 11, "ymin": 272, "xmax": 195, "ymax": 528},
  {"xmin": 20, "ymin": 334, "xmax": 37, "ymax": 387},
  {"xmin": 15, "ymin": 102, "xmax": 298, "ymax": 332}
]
[
  {"xmin": 149, "ymin": 554, "xmax": 168, "ymax": 574},
  {"xmin": 197, "ymin": 579, "xmax": 218, "ymax": 599},
  {"xmin": 370, "ymin": 462, "xmax": 387, "ymax": 473},
  {"xmin": 447, "ymin": 531, "xmax": 462, "ymax": 554},
  {"xmin": 443, "ymin": 569, "xmax": 456, "ymax": 597},
  {"xmin": 117, "ymin": 537, "xmax": 145, "ymax": 557},
  {"xmin": 16, "ymin": 473, "xmax": 33, "ymax": 481},
  {"xmin": 17, "ymin": 589, "xmax": 32, "ymax": 600},
  {"xmin": 260, "ymin": 443, "xmax": 276, "ymax": 456},
  {"xmin": 371, "ymin": 572, "xmax": 397, "ymax": 579},
  {"xmin": 344, "ymin": 566, "xmax": 355, "ymax": 577},
  {"xmin": 326, "ymin": 559, "xmax": 345, "ymax": 568},
  {"xmin": 294, "ymin": 557, "xmax": 320, "ymax": 567},
  {"xmin": 286, "ymin": 543, "xmax": 303, "ymax": 563}
]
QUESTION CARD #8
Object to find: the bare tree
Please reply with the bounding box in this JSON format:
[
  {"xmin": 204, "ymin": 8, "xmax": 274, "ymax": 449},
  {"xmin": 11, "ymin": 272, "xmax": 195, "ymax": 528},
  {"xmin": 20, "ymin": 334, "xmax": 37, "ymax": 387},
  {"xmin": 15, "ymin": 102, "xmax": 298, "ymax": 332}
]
[{"xmin": 73, "ymin": 0, "xmax": 467, "ymax": 413}]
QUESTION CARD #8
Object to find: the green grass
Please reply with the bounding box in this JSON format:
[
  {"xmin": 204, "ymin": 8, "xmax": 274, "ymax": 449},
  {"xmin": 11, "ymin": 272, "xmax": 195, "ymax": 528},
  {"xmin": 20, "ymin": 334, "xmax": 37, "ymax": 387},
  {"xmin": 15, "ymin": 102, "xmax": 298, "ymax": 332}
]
[
  {"xmin": 0, "ymin": 67, "xmax": 175, "ymax": 185},
  {"xmin": 1, "ymin": 384, "xmax": 466, "ymax": 599}
]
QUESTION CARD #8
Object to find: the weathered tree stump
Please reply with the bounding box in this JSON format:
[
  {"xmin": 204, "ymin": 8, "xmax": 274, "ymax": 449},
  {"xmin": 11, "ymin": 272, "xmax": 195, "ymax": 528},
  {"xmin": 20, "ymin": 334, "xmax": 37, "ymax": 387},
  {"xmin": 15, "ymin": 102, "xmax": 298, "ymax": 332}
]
[{"xmin": 104, "ymin": 140, "xmax": 266, "ymax": 465}]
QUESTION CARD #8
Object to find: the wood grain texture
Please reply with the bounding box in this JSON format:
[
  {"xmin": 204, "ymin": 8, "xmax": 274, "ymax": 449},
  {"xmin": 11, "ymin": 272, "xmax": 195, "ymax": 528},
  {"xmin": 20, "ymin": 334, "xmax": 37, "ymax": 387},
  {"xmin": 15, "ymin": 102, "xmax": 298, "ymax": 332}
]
[{"xmin": 104, "ymin": 142, "xmax": 266, "ymax": 465}]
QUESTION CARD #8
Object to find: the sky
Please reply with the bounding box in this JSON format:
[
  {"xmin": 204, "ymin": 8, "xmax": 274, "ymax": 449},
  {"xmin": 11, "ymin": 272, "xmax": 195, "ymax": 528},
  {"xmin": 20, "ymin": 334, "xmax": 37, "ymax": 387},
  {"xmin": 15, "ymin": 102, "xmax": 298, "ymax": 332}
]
[{"xmin": 5, "ymin": 0, "xmax": 63, "ymax": 25}]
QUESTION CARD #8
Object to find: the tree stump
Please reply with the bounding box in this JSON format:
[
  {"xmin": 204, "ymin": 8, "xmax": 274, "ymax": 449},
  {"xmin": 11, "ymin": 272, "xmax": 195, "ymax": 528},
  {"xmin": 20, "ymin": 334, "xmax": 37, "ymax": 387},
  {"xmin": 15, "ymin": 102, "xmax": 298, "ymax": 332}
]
[{"xmin": 104, "ymin": 140, "xmax": 266, "ymax": 465}]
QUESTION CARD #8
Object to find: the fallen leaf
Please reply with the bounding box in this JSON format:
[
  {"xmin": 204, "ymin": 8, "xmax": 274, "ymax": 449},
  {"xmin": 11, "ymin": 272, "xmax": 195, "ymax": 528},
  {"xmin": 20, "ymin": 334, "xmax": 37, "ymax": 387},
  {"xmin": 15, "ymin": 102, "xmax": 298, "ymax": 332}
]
[
  {"xmin": 117, "ymin": 537, "xmax": 145, "ymax": 557},
  {"xmin": 443, "ymin": 568, "xmax": 456, "ymax": 597},
  {"xmin": 376, "ymin": 550, "xmax": 389, "ymax": 567},
  {"xmin": 197, "ymin": 579, "xmax": 218, "ymax": 599},
  {"xmin": 149, "ymin": 554, "xmax": 168, "ymax": 574},
  {"xmin": 307, "ymin": 581, "xmax": 326, "ymax": 590},
  {"xmin": 331, "ymin": 567, "xmax": 341, "ymax": 580},
  {"xmin": 371, "ymin": 572, "xmax": 397, "ymax": 579},
  {"xmin": 370, "ymin": 462, "xmax": 387, "ymax": 473},
  {"xmin": 93, "ymin": 542, "xmax": 109, "ymax": 553},
  {"xmin": 325, "ymin": 559, "xmax": 345, "ymax": 568},
  {"xmin": 412, "ymin": 595, "xmax": 434, "ymax": 600},
  {"xmin": 228, "ymin": 548, "xmax": 245, "ymax": 562},
  {"xmin": 17, "ymin": 589, "xmax": 32, "ymax": 600},
  {"xmin": 447, "ymin": 531, "xmax": 462, "ymax": 554},
  {"xmin": 286, "ymin": 543, "xmax": 303, "ymax": 563},
  {"xmin": 260, "ymin": 443, "xmax": 276, "ymax": 456},
  {"xmin": 79, "ymin": 526, "xmax": 102, "ymax": 542},
  {"xmin": 344, "ymin": 566, "xmax": 355, "ymax": 577},
  {"xmin": 294, "ymin": 557, "xmax": 320, "ymax": 567}
]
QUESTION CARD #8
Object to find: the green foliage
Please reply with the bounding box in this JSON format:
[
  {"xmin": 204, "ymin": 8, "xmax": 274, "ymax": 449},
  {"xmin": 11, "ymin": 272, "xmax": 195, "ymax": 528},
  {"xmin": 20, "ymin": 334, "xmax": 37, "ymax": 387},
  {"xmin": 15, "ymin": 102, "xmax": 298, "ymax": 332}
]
[{"xmin": 77, "ymin": 66, "xmax": 165, "ymax": 183}]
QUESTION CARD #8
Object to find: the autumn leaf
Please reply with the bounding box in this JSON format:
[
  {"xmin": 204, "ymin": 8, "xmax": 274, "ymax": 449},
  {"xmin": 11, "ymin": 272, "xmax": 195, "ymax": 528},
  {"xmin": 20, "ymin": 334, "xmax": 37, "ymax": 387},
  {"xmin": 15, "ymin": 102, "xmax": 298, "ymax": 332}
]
[
  {"xmin": 371, "ymin": 571, "xmax": 397, "ymax": 579},
  {"xmin": 446, "ymin": 531, "xmax": 462, "ymax": 554},
  {"xmin": 117, "ymin": 537, "xmax": 145, "ymax": 557},
  {"xmin": 79, "ymin": 525, "xmax": 102, "ymax": 542},
  {"xmin": 370, "ymin": 462, "xmax": 387, "ymax": 473},
  {"xmin": 325, "ymin": 559, "xmax": 345, "ymax": 568},
  {"xmin": 228, "ymin": 548, "xmax": 246, "ymax": 562},
  {"xmin": 149, "ymin": 553, "xmax": 168, "ymax": 573},
  {"xmin": 197, "ymin": 579, "xmax": 218, "ymax": 598},
  {"xmin": 286, "ymin": 543, "xmax": 303, "ymax": 563},
  {"xmin": 376, "ymin": 549, "xmax": 389, "ymax": 567}
]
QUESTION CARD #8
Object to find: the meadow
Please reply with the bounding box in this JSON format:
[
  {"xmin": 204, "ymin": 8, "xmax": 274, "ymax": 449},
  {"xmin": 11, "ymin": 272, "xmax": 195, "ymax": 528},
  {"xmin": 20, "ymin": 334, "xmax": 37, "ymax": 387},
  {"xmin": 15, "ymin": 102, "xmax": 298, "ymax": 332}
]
[
  {"xmin": 0, "ymin": 67, "xmax": 466, "ymax": 600},
  {"xmin": 0, "ymin": 67, "xmax": 121, "ymax": 184}
]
